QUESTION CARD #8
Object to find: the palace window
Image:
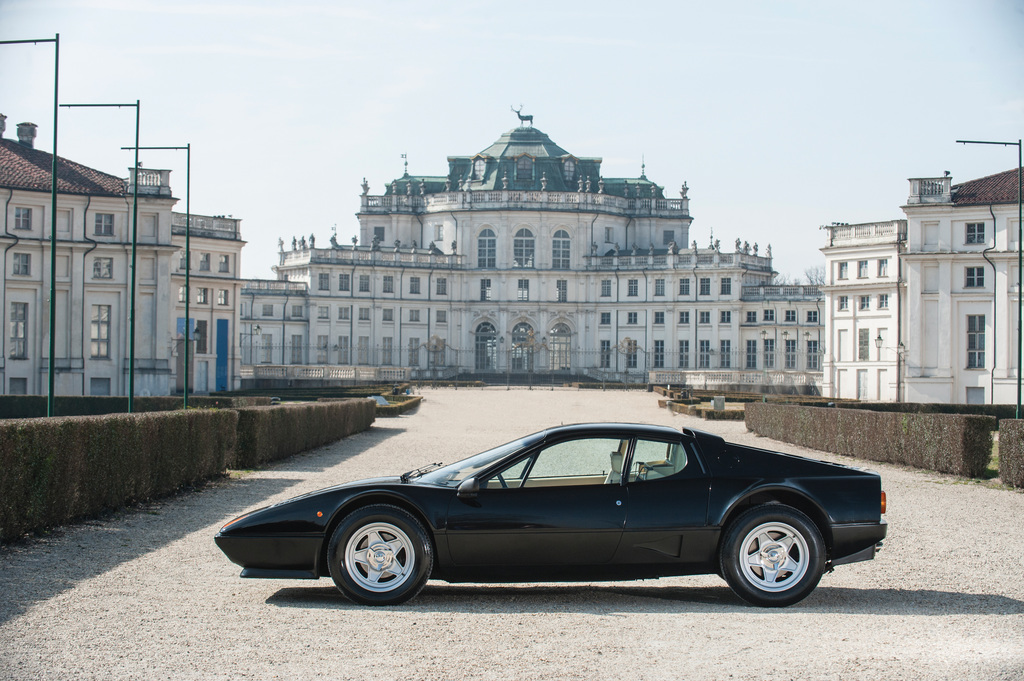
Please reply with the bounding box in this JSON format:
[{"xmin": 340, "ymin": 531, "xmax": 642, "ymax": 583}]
[
  {"xmin": 720, "ymin": 340, "xmax": 732, "ymax": 368},
  {"xmin": 93, "ymin": 257, "xmax": 113, "ymax": 279},
  {"xmin": 720, "ymin": 278, "xmax": 732, "ymax": 295},
  {"xmin": 966, "ymin": 222, "xmax": 985, "ymax": 244},
  {"xmin": 699, "ymin": 311, "xmax": 711, "ymax": 325},
  {"xmin": 359, "ymin": 275, "xmax": 370, "ymax": 292},
  {"xmin": 654, "ymin": 311, "xmax": 665, "ymax": 325},
  {"xmin": 699, "ymin": 278, "xmax": 711, "ymax": 296},
  {"xmin": 517, "ymin": 279, "xmax": 529, "ymax": 301},
  {"xmin": 679, "ymin": 278, "xmax": 690, "ymax": 296},
  {"xmin": 437, "ymin": 278, "xmax": 447, "ymax": 295},
  {"xmin": 480, "ymin": 278, "xmax": 492, "ymax": 301},
  {"xmin": 410, "ymin": 277, "xmax": 421, "ymax": 294},
  {"xmin": 627, "ymin": 312, "xmax": 638, "ymax": 325},
  {"xmin": 654, "ymin": 279, "xmax": 665, "ymax": 296},
  {"xmin": 601, "ymin": 280, "xmax": 612, "ymax": 297},
  {"xmin": 14, "ymin": 207, "xmax": 31, "ymax": 230},
  {"xmin": 556, "ymin": 279, "xmax": 568, "ymax": 303},
  {"xmin": 600, "ymin": 312, "xmax": 611, "ymax": 325},
  {"xmin": 763, "ymin": 309, "xmax": 775, "ymax": 322},
  {"xmin": 473, "ymin": 158, "xmax": 486, "ymax": 180},
  {"xmin": 13, "ymin": 253, "xmax": 30, "ymax": 276},
  {"xmin": 967, "ymin": 315, "xmax": 985, "ymax": 368},
  {"xmin": 9, "ymin": 302, "xmax": 27, "ymax": 359},
  {"xmin": 478, "ymin": 228, "xmax": 496, "ymax": 268},
  {"xmin": 90, "ymin": 305, "xmax": 110, "ymax": 358},
  {"xmin": 746, "ymin": 311, "xmax": 757, "ymax": 324},
  {"xmin": 678, "ymin": 340, "xmax": 690, "ymax": 368},
  {"xmin": 513, "ymin": 228, "xmax": 535, "ymax": 268},
  {"xmin": 552, "ymin": 230, "xmax": 571, "ymax": 269},
  {"xmin": 678, "ymin": 311, "xmax": 690, "ymax": 324},
  {"xmin": 516, "ymin": 156, "xmax": 533, "ymax": 181},
  {"xmin": 857, "ymin": 260, "xmax": 869, "ymax": 278},
  {"xmin": 562, "ymin": 158, "xmax": 575, "ymax": 182},
  {"xmin": 627, "ymin": 279, "xmax": 638, "ymax": 297},
  {"xmin": 94, "ymin": 213, "xmax": 114, "ymax": 236},
  {"xmin": 319, "ymin": 273, "xmax": 330, "ymax": 290},
  {"xmin": 785, "ymin": 310, "xmax": 796, "ymax": 323},
  {"xmin": 807, "ymin": 310, "xmax": 819, "ymax": 323},
  {"xmin": 383, "ymin": 275, "xmax": 394, "ymax": 293},
  {"xmin": 965, "ymin": 267, "xmax": 984, "ymax": 288},
  {"xmin": 746, "ymin": 339, "xmax": 758, "ymax": 369},
  {"xmin": 339, "ymin": 273, "xmax": 350, "ymax": 291}
]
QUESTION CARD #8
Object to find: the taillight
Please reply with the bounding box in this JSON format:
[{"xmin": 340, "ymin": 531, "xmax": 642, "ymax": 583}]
[
  {"xmin": 220, "ymin": 512, "xmax": 251, "ymax": 532},
  {"xmin": 880, "ymin": 491, "xmax": 887, "ymax": 514}
]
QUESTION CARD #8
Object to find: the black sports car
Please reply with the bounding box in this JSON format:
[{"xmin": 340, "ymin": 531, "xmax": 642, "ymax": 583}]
[{"xmin": 216, "ymin": 423, "xmax": 887, "ymax": 607}]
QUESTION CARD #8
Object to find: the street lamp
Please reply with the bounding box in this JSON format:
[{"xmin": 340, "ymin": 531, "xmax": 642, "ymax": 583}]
[
  {"xmin": 957, "ymin": 138, "xmax": 1023, "ymax": 417},
  {"xmin": 2, "ymin": 34, "xmax": 59, "ymax": 416},
  {"xmin": 62, "ymin": 100, "xmax": 141, "ymax": 412},
  {"xmin": 875, "ymin": 333, "xmax": 906, "ymax": 402},
  {"xmin": 123, "ymin": 144, "xmax": 191, "ymax": 408}
]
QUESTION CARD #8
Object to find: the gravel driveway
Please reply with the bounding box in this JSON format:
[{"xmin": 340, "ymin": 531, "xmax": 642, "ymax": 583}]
[{"xmin": 2, "ymin": 388, "xmax": 1023, "ymax": 680}]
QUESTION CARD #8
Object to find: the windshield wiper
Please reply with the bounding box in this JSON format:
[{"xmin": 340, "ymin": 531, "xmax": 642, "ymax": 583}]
[{"xmin": 400, "ymin": 462, "xmax": 443, "ymax": 483}]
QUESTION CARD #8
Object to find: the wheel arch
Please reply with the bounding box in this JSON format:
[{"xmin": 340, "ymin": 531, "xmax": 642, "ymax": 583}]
[
  {"xmin": 317, "ymin": 492, "xmax": 437, "ymax": 577},
  {"xmin": 718, "ymin": 487, "xmax": 833, "ymax": 557}
]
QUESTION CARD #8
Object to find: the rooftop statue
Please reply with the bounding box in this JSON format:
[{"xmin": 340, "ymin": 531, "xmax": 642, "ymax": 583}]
[{"xmin": 511, "ymin": 105, "xmax": 533, "ymax": 126}]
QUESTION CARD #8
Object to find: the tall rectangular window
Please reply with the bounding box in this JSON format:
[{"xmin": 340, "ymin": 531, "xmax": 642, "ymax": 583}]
[
  {"xmin": 653, "ymin": 340, "xmax": 665, "ymax": 368},
  {"xmin": 337, "ymin": 336, "xmax": 350, "ymax": 364},
  {"xmin": 600, "ymin": 312, "xmax": 611, "ymax": 325},
  {"xmin": 409, "ymin": 277, "xmax": 421, "ymax": 294},
  {"xmin": 859, "ymin": 296, "xmax": 870, "ymax": 310},
  {"xmin": 13, "ymin": 253, "xmax": 30, "ymax": 276},
  {"xmin": 654, "ymin": 311, "xmax": 665, "ymax": 325},
  {"xmin": 785, "ymin": 310, "xmax": 796, "ymax": 322},
  {"xmin": 10, "ymin": 302, "xmax": 27, "ymax": 358},
  {"xmin": 878, "ymin": 259, "xmax": 889, "ymax": 277},
  {"xmin": 317, "ymin": 335, "xmax": 329, "ymax": 363},
  {"xmin": 195, "ymin": 320, "xmax": 208, "ymax": 354},
  {"xmin": 318, "ymin": 305, "xmax": 329, "ymax": 319},
  {"xmin": 219, "ymin": 255, "xmax": 231, "ymax": 273},
  {"xmin": 178, "ymin": 286, "xmax": 187, "ymax": 303},
  {"xmin": 359, "ymin": 275, "xmax": 371, "ymax": 292},
  {"xmin": 965, "ymin": 267, "xmax": 984, "ymax": 288},
  {"xmin": 601, "ymin": 280, "xmax": 612, "ymax": 297},
  {"xmin": 199, "ymin": 253, "xmax": 211, "ymax": 271},
  {"xmin": 14, "ymin": 207, "xmax": 31, "ymax": 231},
  {"xmin": 764, "ymin": 339, "xmax": 776, "ymax": 368},
  {"xmin": 382, "ymin": 337, "xmax": 393, "ymax": 365},
  {"xmin": 627, "ymin": 312, "xmax": 638, "ymax": 325},
  {"xmin": 746, "ymin": 311, "xmax": 757, "ymax": 324},
  {"xmin": 678, "ymin": 311, "xmax": 690, "ymax": 325},
  {"xmin": 556, "ymin": 279, "xmax": 568, "ymax": 303},
  {"xmin": 966, "ymin": 222, "xmax": 985, "ymax": 244},
  {"xmin": 600, "ymin": 340, "xmax": 612, "ymax": 368},
  {"xmin": 746, "ymin": 339, "xmax": 758, "ymax": 369},
  {"xmin": 807, "ymin": 340, "xmax": 820, "ymax": 370},
  {"xmin": 436, "ymin": 278, "xmax": 447, "ymax": 295},
  {"xmin": 878, "ymin": 294, "xmax": 889, "ymax": 309},
  {"xmin": 678, "ymin": 278, "xmax": 690, "ymax": 296},
  {"xmin": 698, "ymin": 311, "xmax": 710, "ymax": 325},
  {"xmin": 967, "ymin": 315, "xmax": 985, "ymax": 368},
  {"xmin": 436, "ymin": 310, "xmax": 447, "ymax": 324},
  {"xmin": 196, "ymin": 288, "xmax": 208, "ymax": 304},
  {"xmin": 261, "ymin": 334, "xmax": 273, "ymax": 363},
  {"xmin": 785, "ymin": 339, "xmax": 797, "ymax": 369},
  {"xmin": 358, "ymin": 336, "xmax": 370, "ymax": 364},
  {"xmin": 382, "ymin": 275, "xmax": 394, "ymax": 293},
  {"xmin": 720, "ymin": 311, "xmax": 731, "ymax": 324},
  {"xmin": 838, "ymin": 296, "xmax": 849, "ymax": 311},
  {"xmin": 720, "ymin": 340, "xmax": 731, "ymax": 368},
  {"xmin": 218, "ymin": 290, "xmax": 229, "ymax": 306},
  {"xmin": 517, "ymin": 279, "xmax": 529, "ymax": 301},
  {"xmin": 339, "ymin": 274, "xmax": 351, "ymax": 291},
  {"xmin": 654, "ymin": 279, "xmax": 665, "ymax": 296},
  {"xmin": 408, "ymin": 338, "xmax": 420, "ymax": 366},
  {"xmin": 678, "ymin": 340, "xmax": 689, "ymax": 368},
  {"xmin": 627, "ymin": 279, "xmax": 638, "ymax": 297},
  {"xmin": 338, "ymin": 306, "xmax": 350, "ymax": 320},
  {"xmin": 699, "ymin": 278, "xmax": 711, "ymax": 296},
  {"xmin": 409, "ymin": 309, "xmax": 420, "ymax": 322},
  {"xmin": 290, "ymin": 334, "xmax": 303, "ymax": 364},
  {"xmin": 763, "ymin": 309, "xmax": 775, "ymax": 322},
  {"xmin": 838, "ymin": 262, "xmax": 848, "ymax": 279},
  {"xmin": 480, "ymin": 278, "xmax": 492, "ymax": 301},
  {"xmin": 382, "ymin": 309, "xmax": 394, "ymax": 322},
  {"xmin": 720, "ymin": 278, "xmax": 732, "ymax": 295},
  {"xmin": 698, "ymin": 340, "xmax": 711, "ymax": 368},
  {"xmin": 262, "ymin": 304, "xmax": 274, "ymax": 317},
  {"xmin": 857, "ymin": 260, "xmax": 869, "ymax": 278},
  {"xmin": 858, "ymin": 328, "xmax": 870, "ymax": 361},
  {"xmin": 807, "ymin": 310, "xmax": 819, "ymax": 323},
  {"xmin": 359, "ymin": 308, "xmax": 371, "ymax": 321},
  {"xmin": 94, "ymin": 213, "xmax": 114, "ymax": 235},
  {"xmin": 319, "ymin": 273, "xmax": 331, "ymax": 290}
]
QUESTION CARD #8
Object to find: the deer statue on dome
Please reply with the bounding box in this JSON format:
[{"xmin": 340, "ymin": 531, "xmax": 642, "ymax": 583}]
[{"xmin": 511, "ymin": 105, "xmax": 533, "ymax": 126}]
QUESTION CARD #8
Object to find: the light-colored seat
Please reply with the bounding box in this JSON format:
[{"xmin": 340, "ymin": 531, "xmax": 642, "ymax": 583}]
[{"xmin": 605, "ymin": 450, "xmax": 623, "ymax": 484}]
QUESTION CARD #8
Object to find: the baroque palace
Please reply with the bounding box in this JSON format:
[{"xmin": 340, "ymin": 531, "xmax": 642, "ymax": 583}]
[{"xmin": 241, "ymin": 119, "xmax": 825, "ymax": 390}]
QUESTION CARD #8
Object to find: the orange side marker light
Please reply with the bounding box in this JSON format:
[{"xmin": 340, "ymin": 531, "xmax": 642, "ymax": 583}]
[
  {"xmin": 317, "ymin": 511, "xmax": 323, "ymax": 518},
  {"xmin": 880, "ymin": 491, "xmax": 887, "ymax": 514}
]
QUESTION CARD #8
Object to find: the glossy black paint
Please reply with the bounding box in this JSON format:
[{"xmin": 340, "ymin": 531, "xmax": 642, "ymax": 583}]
[{"xmin": 215, "ymin": 424, "xmax": 887, "ymax": 586}]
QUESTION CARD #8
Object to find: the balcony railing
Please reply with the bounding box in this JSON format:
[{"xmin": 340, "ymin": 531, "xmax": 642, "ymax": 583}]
[
  {"xmin": 172, "ymin": 213, "xmax": 242, "ymax": 240},
  {"xmin": 823, "ymin": 220, "xmax": 907, "ymax": 246},
  {"xmin": 361, "ymin": 189, "xmax": 690, "ymax": 218}
]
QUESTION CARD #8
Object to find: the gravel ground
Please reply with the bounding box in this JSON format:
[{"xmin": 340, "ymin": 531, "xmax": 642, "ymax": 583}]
[{"xmin": 2, "ymin": 388, "xmax": 1023, "ymax": 681}]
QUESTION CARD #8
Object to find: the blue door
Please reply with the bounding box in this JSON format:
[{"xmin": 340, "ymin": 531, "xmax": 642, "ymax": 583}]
[{"xmin": 216, "ymin": 319, "xmax": 229, "ymax": 391}]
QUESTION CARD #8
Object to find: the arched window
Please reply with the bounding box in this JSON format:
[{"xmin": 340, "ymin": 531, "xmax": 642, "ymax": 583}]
[
  {"xmin": 511, "ymin": 322, "xmax": 534, "ymax": 372},
  {"xmin": 478, "ymin": 228, "xmax": 496, "ymax": 268},
  {"xmin": 475, "ymin": 322, "xmax": 497, "ymax": 371},
  {"xmin": 516, "ymin": 156, "xmax": 533, "ymax": 181},
  {"xmin": 550, "ymin": 323, "xmax": 571, "ymax": 371},
  {"xmin": 552, "ymin": 229, "xmax": 571, "ymax": 270},
  {"xmin": 473, "ymin": 158, "xmax": 486, "ymax": 181},
  {"xmin": 562, "ymin": 158, "xmax": 575, "ymax": 183},
  {"xmin": 513, "ymin": 228, "xmax": 535, "ymax": 268}
]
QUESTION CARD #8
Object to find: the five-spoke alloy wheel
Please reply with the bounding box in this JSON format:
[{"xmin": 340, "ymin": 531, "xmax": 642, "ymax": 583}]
[
  {"xmin": 328, "ymin": 504, "xmax": 432, "ymax": 605},
  {"xmin": 719, "ymin": 504, "xmax": 824, "ymax": 607}
]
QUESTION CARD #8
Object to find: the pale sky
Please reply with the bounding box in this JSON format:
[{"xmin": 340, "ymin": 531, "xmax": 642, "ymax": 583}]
[{"xmin": 2, "ymin": 0, "xmax": 1022, "ymax": 280}]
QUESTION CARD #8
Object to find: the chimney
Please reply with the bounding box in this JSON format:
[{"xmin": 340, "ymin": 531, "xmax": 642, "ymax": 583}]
[
  {"xmin": 0, "ymin": 114, "xmax": 6, "ymax": 138},
  {"xmin": 17, "ymin": 122, "xmax": 37, "ymax": 148}
]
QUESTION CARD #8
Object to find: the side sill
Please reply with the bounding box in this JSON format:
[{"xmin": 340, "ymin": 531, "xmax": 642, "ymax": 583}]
[
  {"xmin": 829, "ymin": 543, "xmax": 881, "ymax": 568},
  {"xmin": 240, "ymin": 568, "xmax": 319, "ymax": 580}
]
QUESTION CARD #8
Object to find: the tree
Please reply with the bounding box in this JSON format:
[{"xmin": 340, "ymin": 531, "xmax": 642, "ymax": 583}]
[{"xmin": 804, "ymin": 266, "xmax": 825, "ymax": 285}]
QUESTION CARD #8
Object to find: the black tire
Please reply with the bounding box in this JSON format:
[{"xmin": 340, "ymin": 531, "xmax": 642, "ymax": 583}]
[
  {"xmin": 719, "ymin": 504, "xmax": 825, "ymax": 607},
  {"xmin": 327, "ymin": 504, "xmax": 433, "ymax": 606}
]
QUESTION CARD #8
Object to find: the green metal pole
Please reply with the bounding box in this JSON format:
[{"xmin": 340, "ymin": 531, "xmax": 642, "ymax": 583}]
[
  {"xmin": 128, "ymin": 101, "xmax": 140, "ymax": 413},
  {"xmin": 184, "ymin": 144, "xmax": 191, "ymax": 409},
  {"xmin": 48, "ymin": 34, "xmax": 59, "ymax": 416}
]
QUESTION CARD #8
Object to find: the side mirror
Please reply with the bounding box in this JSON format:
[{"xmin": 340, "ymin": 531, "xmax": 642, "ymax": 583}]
[{"xmin": 457, "ymin": 477, "xmax": 479, "ymax": 499}]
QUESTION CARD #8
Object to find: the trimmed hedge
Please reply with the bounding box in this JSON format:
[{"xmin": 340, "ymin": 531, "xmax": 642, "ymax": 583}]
[
  {"xmin": 745, "ymin": 403, "xmax": 995, "ymax": 478},
  {"xmin": 998, "ymin": 420, "xmax": 1024, "ymax": 488},
  {"xmin": 0, "ymin": 409, "xmax": 238, "ymax": 541},
  {"xmin": 233, "ymin": 399, "xmax": 376, "ymax": 468},
  {"xmin": 0, "ymin": 395, "xmax": 271, "ymax": 419}
]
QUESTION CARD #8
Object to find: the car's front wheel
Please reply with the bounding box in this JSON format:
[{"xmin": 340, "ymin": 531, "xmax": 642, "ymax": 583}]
[
  {"xmin": 719, "ymin": 504, "xmax": 824, "ymax": 607},
  {"xmin": 327, "ymin": 504, "xmax": 432, "ymax": 606}
]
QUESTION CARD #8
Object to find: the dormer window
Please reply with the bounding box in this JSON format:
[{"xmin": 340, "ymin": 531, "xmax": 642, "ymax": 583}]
[
  {"xmin": 562, "ymin": 158, "xmax": 576, "ymax": 183},
  {"xmin": 473, "ymin": 158, "xmax": 486, "ymax": 181},
  {"xmin": 516, "ymin": 155, "xmax": 533, "ymax": 181}
]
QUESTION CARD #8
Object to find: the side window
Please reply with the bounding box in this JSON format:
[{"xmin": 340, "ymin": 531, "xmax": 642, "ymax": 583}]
[
  {"xmin": 483, "ymin": 437, "xmax": 626, "ymax": 489},
  {"xmin": 629, "ymin": 439, "xmax": 689, "ymax": 482}
]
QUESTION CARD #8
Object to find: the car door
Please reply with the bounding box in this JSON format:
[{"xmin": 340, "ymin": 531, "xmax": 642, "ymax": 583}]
[
  {"xmin": 446, "ymin": 435, "xmax": 629, "ymax": 566},
  {"xmin": 615, "ymin": 437, "xmax": 715, "ymax": 567}
]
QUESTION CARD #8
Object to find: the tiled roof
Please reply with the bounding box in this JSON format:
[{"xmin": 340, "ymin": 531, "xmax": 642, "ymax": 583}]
[
  {"xmin": 953, "ymin": 168, "xmax": 1022, "ymax": 206},
  {"xmin": 0, "ymin": 138, "xmax": 126, "ymax": 197}
]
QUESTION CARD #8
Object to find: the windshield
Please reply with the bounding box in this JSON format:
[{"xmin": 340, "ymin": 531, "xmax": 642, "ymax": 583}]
[{"xmin": 418, "ymin": 433, "xmax": 540, "ymax": 486}]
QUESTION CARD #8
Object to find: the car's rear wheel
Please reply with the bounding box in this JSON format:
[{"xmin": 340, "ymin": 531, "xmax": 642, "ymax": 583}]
[
  {"xmin": 327, "ymin": 504, "xmax": 432, "ymax": 606},
  {"xmin": 719, "ymin": 504, "xmax": 824, "ymax": 607}
]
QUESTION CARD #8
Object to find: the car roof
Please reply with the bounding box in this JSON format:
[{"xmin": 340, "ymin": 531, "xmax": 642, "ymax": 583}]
[{"xmin": 537, "ymin": 422, "xmax": 682, "ymax": 439}]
